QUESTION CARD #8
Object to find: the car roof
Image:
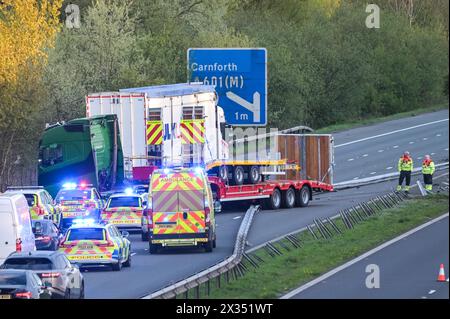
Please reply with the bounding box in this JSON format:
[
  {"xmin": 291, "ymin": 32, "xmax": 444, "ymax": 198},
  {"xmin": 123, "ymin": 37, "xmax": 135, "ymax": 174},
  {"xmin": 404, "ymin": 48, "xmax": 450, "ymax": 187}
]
[
  {"xmin": 4, "ymin": 189, "xmax": 43, "ymax": 195},
  {"xmin": 31, "ymin": 219, "xmax": 54, "ymax": 225},
  {"xmin": 0, "ymin": 269, "xmax": 31, "ymax": 275},
  {"xmin": 109, "ymin": 193, "xmax": 142, "ymax": 198},
  {"xmin": 7, "ymin": 251, "xmax": 60, "ymax": 259},
  {"xmin": 68, "ymin": 222, "xmax": 108, "ymax": 229}
]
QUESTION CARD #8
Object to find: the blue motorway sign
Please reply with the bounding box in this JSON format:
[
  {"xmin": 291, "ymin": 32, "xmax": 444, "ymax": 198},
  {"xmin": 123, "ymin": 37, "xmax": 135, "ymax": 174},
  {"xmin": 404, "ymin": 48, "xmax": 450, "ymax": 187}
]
[{"xmin": 187, "ymin": 48, "xmax": 267, "ymax": 126}]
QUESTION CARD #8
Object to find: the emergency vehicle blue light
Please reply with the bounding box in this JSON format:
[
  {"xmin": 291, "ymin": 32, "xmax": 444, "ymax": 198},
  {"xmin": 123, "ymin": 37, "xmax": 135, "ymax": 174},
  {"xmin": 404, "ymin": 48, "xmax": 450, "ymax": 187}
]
[
  {"xmin": 63, "ymin": 182, "xmax": 77, "ymax": 190},
  {"xmin": 72, "ymin": 218, "xmax": 96, "ymax": 226},
  {"xmin": 125, "ymin": 188, "xmax": 133, "ymax": 195},
  {"xmin": 194, "ymin": 167, "xmax": 203, "ymax": 175},
  {"xmin": 163, "ymin": 168, "xmax": 171, "ymax": 175}
]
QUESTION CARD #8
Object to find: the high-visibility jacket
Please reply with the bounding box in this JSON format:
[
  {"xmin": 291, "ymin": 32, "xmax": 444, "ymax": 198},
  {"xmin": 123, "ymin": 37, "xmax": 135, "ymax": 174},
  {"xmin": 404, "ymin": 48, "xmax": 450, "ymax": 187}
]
[
  {"xmin": 422, "ymin": 160, "xmax": 435, "ymax": 175},
  {"xmin": 398, "ymin": 156, "xmax": 413, "ymax": 172}
]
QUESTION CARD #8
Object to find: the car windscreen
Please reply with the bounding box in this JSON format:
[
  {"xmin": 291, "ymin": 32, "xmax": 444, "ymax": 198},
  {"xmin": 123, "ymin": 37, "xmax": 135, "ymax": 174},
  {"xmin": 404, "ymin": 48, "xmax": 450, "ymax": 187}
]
[
  {"xmin": 67, "ymin": 228, "xmax": 105, "ymax": 241},
  {"xmin": 0, "ymin": 273, "xmax": 27, "ymax": 285},
  {"xmin": 108, "ymin": 197, "xmax": 141, "ymax": 208},
  {"xmin": 56, "ymin": 189, "xmax": 90, "ymax": 201},
  {"xmin": 23, "ymin": 194, "xmax": 37, "ymax": 207},
  {"xmin": 32, "ymin": 221, "xmax": 50, "ymax": 235},
  {"xmin": 2, "ymin": 258, "xmax": 53, "ymax": 270}
]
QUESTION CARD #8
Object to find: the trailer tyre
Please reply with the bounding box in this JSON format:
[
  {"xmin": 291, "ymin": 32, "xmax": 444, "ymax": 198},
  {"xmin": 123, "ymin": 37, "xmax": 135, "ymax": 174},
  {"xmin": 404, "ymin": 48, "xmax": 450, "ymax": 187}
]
[
  {"xmin": 219, "ymin": 165, "xmax": 228, "ymax": 182},
  {"xmin": 282, "ymin": 187, "xmax": 296, "ymax": 208},
  {"xmin": 248, "ymin": 166, "xmax": 261, "ymax": 184},
  {"xmin": 264, "ymin": 188, "xmax": 281, "ymax": 210},
  {"xmin": 296, "ymin": 186, "xmax": 311, "ymax": 207},
  {"xmin": 232, "ymin": 166, "xmax": 245, "ymax": 185}
]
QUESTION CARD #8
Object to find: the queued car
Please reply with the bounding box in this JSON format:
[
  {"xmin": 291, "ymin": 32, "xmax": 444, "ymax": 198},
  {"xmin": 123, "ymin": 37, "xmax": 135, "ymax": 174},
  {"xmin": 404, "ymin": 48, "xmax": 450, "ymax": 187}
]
[
  {"xmin": 5, "ymin": 186, "xmax": 62, "ymax": 227},
  {"xmin": 59, "ymin": 219, "xmax": 131, "ymax": 271},
  {"xmin": 1, "ymin": 251, "xmax": 84, "ymax": 299},
  {"xmin": 55, "ymin": 183, "xmax": 105, "ymax": 231},
  {"xmin": 32, "ymin": 220, "xmax": 63, "ymax": 251},
  {"xmin": 101, "ymin": 193, "xmax": 146, "ymax": 231},
  {"xmin": 0, "ymin": 269, "xmax": 52, "ymax": 299}
]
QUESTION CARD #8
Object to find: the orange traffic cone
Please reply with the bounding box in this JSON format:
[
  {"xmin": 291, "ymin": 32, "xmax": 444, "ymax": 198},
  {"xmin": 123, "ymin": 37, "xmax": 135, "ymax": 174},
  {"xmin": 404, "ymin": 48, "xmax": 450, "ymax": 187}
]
[{"xmin": 437, "ymin": 264, "xmax": 446, "ymax": 282}]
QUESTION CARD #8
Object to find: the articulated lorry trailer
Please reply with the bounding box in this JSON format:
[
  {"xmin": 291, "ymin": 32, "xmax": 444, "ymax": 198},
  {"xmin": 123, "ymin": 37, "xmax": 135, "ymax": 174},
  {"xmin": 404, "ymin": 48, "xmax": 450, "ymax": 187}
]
[
  {"xmin": 39, "ymin": 83, "xmax": 333, "ymax": 209},
  {"xmin": 84, "ymin": 83, "xmax": 334, "ymax": 209}
]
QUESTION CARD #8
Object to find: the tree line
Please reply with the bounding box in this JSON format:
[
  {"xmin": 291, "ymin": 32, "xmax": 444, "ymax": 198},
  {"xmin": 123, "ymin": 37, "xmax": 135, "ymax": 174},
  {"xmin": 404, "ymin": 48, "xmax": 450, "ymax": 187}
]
[{"xmin": 0, "ymin": 0, "xmax": 448, "ymax": 188}]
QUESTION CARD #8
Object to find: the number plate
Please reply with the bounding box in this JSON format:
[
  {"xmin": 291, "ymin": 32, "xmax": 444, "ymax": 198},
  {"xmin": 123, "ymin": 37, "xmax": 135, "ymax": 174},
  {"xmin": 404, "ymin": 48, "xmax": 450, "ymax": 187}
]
[
  {"xmin": 0, "ymin": 294, "xmax": 11, "ymax": 299},
  {"xmin": 78, "ymin": 244, "xmax": 93, "ymax": 250}
]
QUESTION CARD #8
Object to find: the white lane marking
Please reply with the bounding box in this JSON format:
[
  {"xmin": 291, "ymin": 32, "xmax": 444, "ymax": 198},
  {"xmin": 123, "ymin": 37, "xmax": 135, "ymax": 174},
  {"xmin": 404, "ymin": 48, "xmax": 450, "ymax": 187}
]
[
  {"xmin": 348, "ymin": 158, "xmax": 354, "ymax": 161},
  {"xmin": 393, "ymin": 145, "xmax": 399, "ymax": 148},
  {"xmin": 363, "ymin": 154, "xmax": 369, "ymax": 157},
  {"xmin": 428, "ymin": 290, "xmax": 436, "ymax": 295},
  {"xmin": 131, "ymin": 252, "xmax": 136, "ymax": 256},
  {"xmin": 353, "ymin": 177, "xmax": 359, "ymax": 180},
  {"xmin": 370, "ymin": 172, "xmax": 377, "ymax": 175},
  {"xmin": 378, "ymin": 150, "xmax": 384, "ymax": 153},
  {"xmin": 417, "ymin": 157, "xmax": 423, "ymax": 160},
  {"xmin": 431, "ymin": 153, "xmax": 435, "ymax": 156},
  {"xmin": 386, "ymin": 167, "xmax": 393, "ymax": 170},
  {"xmin": 423, "ymin": 137, "xmax": 428, "ymax": 141},
  {"xmin": 280, "ymin": 213, "xmax": 449, "ymax": 299},
  {"xmin": 233, "ymin": 216, "xmax": 242, "ymax": 220},
  {"xmin": 409, "ymin": 141, "xmax": 415, "ymax": 144},
  {"xmin": 421, "ymin": 296, "xmax": 427, "ymax": 299},
  {"xmin": 445, "ymin": 148, "xmax": 449, "ymax": 151},
  {"xmin": 436, "ymin": 134, "xmax": 441, "ymax": 137},
  {"xmin": 335, "ymin": 119, "xmax": 449, "ymax": 148}
]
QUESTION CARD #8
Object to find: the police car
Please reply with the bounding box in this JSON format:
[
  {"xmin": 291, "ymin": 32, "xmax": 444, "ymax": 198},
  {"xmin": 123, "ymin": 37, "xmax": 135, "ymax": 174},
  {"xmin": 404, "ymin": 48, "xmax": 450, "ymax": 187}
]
[
  {"xmin": 58, "ymin": 219, "xmax": 131, "ymax": 271},
  {"xmin": 101, "ymin": 189, "xmax": 146, "ymax": 231},
  {"xmin": 55, "ymin": 183, "xmax": 105, "ymax": 231},
  {"xmin": 5, "ymin": 186, "xmax": 62, "ymax": 227}
]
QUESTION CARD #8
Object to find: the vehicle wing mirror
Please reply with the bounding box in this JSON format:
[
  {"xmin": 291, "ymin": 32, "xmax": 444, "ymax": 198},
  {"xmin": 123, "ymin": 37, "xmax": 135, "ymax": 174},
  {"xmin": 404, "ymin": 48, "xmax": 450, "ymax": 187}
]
[{"xmin": 121, "ymin": 231, "xmax": 129, "ymax": 238}]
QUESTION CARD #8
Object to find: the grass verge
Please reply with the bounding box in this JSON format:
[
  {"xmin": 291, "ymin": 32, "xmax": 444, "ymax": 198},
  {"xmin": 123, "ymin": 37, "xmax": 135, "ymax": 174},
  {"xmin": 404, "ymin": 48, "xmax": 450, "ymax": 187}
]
[
  {"xmin": 315, "ymin": 103, "xmax": 448, "ymax": 134},
  {"xmin": 201, "ymin": 194, "xmax": 448, "ymax": 299}
]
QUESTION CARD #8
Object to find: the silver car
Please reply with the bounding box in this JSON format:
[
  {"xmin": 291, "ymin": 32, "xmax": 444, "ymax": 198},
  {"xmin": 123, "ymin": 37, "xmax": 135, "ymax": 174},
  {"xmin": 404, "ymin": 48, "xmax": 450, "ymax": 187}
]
[{"xmin": 1, "ymin": 251, "xmax": 84, "ymax": 299}]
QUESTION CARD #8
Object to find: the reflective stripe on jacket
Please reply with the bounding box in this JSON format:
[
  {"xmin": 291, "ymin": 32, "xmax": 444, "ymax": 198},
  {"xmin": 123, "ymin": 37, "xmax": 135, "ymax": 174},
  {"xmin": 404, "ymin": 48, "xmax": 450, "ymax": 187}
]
[
  {"xmin": 398, "ymin": 157, "xmax": 413, "ymax": 171},
  {"xmin": 422, "ymin": 160, "xmax": 435, "ymax": 175}
]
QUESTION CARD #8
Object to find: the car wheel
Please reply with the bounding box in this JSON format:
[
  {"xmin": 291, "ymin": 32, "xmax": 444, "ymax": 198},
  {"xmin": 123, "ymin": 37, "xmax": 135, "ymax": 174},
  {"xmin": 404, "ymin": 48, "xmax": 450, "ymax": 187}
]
[
  {"xmin": 64, "ymin": 289, "xmax": 71, "ymax": 299},
  {"xmin": 112, "ymin": 256, "xmax": 122, "ymax": 271},
  {"xmin": 123, "ymin": 251, "xmax": 131, "ymax": 267},
  {"xmin": 212, "ymin": 237, "xmax": 217, "ymax": 248},
  {"xmin": 79, "ymin": 282, "xmax": 85, "ymax": 299},
  {"xmin": 149, "ymin": 243, "xmax": 158, "ymax": 254},
  {"xmin": 264, "ymin": 188, "xmax": 281, "ymax": 210},
  {"xmin": 141, "ymin": 231, "xmax": 149, "ymax": 241},
  {"xmin": 282, "ymin": 187, "xmax": 296, "ymax": 208},
  {"xmin": 204, "ymin": 240, "xmax": 213, "ymax": 253}
]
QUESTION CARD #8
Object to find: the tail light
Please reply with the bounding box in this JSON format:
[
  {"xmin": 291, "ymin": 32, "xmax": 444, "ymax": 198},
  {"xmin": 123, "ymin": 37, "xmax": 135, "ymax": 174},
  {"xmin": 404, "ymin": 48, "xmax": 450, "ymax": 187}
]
[
  {"xmin": 36, "ymin": 206, "xmax": 45, "ymax": 216},
  {"xmin": 205, "ymin": 207, "xmax": 211, "ymax": 226},
  {"xmin": 97, "ymin": 238, "xmax": 115, "ymax": 247},
  {"xmin": 15, "ymin": 291, "xmax": 32, "ymax": 299},
  {"xmin": 59, "ymin": 242, "xmax": 76, "ymax": 248},
  {"xmin": 16, "ymin": 238, "xmax": 22, "ymax": 252},
  {"xmin": 41, "ymin": 272, "xmax": 60, "ymax": 278}
]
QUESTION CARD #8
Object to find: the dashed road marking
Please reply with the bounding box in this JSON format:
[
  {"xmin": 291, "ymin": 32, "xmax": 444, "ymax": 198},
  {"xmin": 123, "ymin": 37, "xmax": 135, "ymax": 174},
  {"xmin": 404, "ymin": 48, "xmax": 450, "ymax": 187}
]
[
  {"xmin": 370, "ymin": 172, "xmax": 377, "ymax": 175},
  {"xmin": 445, "ymin": 148, "xmax": 449, "ymax": 151},
  {"xmin": 233, "ymin": 216, "xmax": 242, "ymax": 220},
  {"xmin": 409, "ymin": 141, "xmax": 415, "ymax": 144},
  {"xmin": 348, "ymin": 158, "xmax": 354, "ymax": 161},
  {"xmin": 417, "ymin": 157, "xmax": 423, "ymax": 160},
  {"xmin": 386, "ymin": 167, "xmax": 393, "ymax": 170},
  {"xmin": 353, "ymin": 177, "xmax": 359, "ymax": 180},
  {"xmin": 363, "ymin": 154, "xmax": 369, "ymax": 157},
  {"xmin": 393, "ymin": 145, "xmax": 399, "ymax": 148},
  {"xmin": 428, "ymin": 290, "xmax": 436, "ymax": 295},
  {"xmin": 378, "ymin": 150, "xmax": 384, "ymax": 153},
  {"xmin": 436, "ymin": 134, "xmax": 441, "ymax": 137},
  {"xmin": 131, "ymin": 252, "xmax": 137, "ymax": 256},
  {"xmin": 431, "ymin": 153, "xmax": 435, "ymax": 156},
  {"xmin": 423, "ymin": 137, "xmax": 428, "ymax": 140}
]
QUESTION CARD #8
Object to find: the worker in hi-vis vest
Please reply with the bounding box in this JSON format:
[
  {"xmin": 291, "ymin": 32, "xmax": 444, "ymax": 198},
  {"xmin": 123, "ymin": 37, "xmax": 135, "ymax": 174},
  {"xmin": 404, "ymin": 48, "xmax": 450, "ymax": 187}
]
[
  {"xmin": 397, "ymin": 151, "xmax": 413, "ymax": 192},
  {"xmin": 422, "ymin": 154, "xmax": 435, "ymax": 192}
]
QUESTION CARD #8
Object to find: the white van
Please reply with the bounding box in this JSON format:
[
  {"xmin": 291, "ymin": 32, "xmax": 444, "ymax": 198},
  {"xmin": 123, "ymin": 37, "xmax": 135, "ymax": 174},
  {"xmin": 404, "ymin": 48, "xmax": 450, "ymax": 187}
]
[{"xmin": 0, "ymin": 193, "xmax": 36, "ymax": 264}]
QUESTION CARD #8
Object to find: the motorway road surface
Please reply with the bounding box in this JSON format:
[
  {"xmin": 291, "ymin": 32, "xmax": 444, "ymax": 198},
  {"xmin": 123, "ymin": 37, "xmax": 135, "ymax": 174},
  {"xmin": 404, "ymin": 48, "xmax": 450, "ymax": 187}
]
[
  {"xmin": 290, "ymin": 216, "xmax": 449, "ymax": 299},
  {"xmin": 84, "ymin": 110, "xmax": 449, "ymax": 298}
]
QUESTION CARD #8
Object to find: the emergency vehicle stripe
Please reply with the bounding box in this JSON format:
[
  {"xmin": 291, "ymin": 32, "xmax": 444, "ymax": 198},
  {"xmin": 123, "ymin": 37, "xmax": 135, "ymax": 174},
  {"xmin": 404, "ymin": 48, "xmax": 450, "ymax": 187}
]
[
  {"xmin": 181, "ymin": 120, "xmax": 205, "ymax": 144},
  {"xmin": 188, "ymin": 211, "xmax": 205, "ymax": 227},
  {"xmin": 146, "ymin": 121, "xmax": 163, "ymax": 145},
  {"xmin": 151, "ymin": 173, "xmax": 204, "ymax": 192},
  {"xmin": 178, "ymin": 190, "xmax": 203, "ymax": 211}
]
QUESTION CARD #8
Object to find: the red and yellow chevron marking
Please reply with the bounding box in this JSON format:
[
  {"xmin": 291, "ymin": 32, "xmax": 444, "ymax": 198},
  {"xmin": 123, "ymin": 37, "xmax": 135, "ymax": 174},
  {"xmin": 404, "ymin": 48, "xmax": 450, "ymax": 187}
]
[
  {"xmin": 146, "ymin": 121, "xmax": 163, "ymax": 145},
  {"xmin": 152, "ymin": 211, "xmax": 205, "ymax": 235},
  {"xmin": 151, "ymin": 172, "xmax": 204, "ymax": 192},
  {"xmin": 180, "ymin": 120, "xmax": 205, "ymax": 144},
  {"xmin": 153, "ymin": 212, "xmax": 178, "ymax": 235},
  {"xmin": 59, "ymin": 240, "xmax": 115, "ymax": 260},
  {"xmin": 101, "ymin": 207, "xmax": 143, "ymax": 226},
  {"xmin": 178, "ymin": 210, "xmax": 205, "ymax": 234}
]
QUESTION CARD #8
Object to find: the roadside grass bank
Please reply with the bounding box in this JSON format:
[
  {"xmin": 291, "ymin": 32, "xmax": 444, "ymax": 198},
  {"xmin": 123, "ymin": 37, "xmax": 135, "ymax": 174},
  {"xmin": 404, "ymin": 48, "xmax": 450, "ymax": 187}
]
[
  {"xmin": 315, "ymin": 103, "xmax": 448, "ymax": 134},
  {"xmin": 198, "ymin": 194, "xmax": 448, "ymax": 299}
]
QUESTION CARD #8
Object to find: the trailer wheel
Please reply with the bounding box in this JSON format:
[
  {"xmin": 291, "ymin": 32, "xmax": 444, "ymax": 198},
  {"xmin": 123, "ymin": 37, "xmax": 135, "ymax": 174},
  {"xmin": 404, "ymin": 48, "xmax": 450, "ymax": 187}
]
[
  {"xmin": 282, "ymin": 187, "xmax": 296, "ymax": 208},
  {"xmin": 219, "ymin": 165, "xmax": 228, "ymax": 182},
  {"xmin": 248, "ymin": 166, "xmax": 261, "ymax": 184},
  {"xmin": 264, "ymin": 188, "xmax": 281, "ymax": 210},
  {"xmin": 296, "ymin": 186, "xmax": 311, "ymax": 207},
  {"xmin": 232, "ymin": 166, "xmax": 245, "ymax": 185}
]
